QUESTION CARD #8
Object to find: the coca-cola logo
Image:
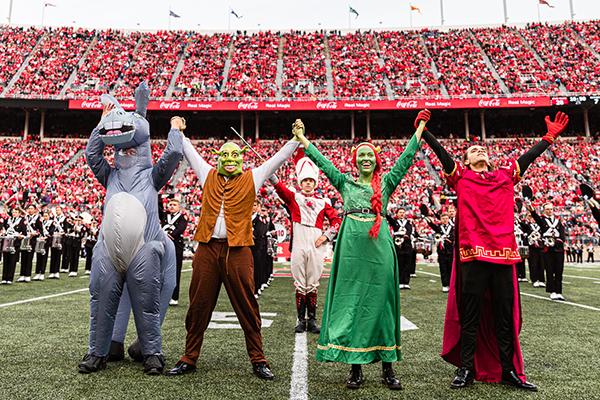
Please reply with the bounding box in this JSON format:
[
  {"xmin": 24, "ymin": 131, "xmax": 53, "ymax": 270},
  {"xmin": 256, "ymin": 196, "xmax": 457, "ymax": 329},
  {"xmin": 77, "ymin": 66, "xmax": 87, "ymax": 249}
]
[
  {"xmin": 478, "ymin": 98, "xmax": 501, "ymax": 108},
  {"xmin": 237, "ymin": 102, "xmax": 259, "ymax": 110},
  {"xmin": 395, "ymin": 100, "xmax": 418, "ymax": 109},
  {"xmin": 80, "ymin": 100, "xmax": 103, "ymax": 109},
  {"xmin": 159, "ymin": 101, "xmax": 181, "ymax": 110},
  {"xmin": 316, "ymin": 101, "xmax": 338, "ymax": 110}
]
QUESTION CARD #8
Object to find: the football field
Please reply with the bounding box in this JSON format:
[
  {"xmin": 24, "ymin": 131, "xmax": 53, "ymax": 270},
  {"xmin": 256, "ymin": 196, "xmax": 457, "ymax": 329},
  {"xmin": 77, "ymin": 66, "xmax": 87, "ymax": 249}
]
[{"xmin": 1, "ymin": 261, "xmax": 599, "ymax": 400}]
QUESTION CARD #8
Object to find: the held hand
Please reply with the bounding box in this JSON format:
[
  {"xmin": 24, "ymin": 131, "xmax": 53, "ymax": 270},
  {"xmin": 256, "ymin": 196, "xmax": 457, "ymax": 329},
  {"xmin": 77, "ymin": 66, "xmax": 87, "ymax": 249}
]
[
  {"xmin": 414, "ymin": 109, "xmax": 431, "ymax": 129},
  {"xmin": 292, "ymin": 119, "xmax": 305, "ymax": 140},
  {"xmin": 542, "ymin": 111, "xmax": 568, "ymax": 143},
  {"xmin": 101, "ymin": 103, "xmax": 115, "ymax": 118},
  {"xmin": 171, "ymin": 116, "xmax": 186, "ymax": 131},
  {"xmin": 315, "ymin": 235, "xmax": 328, "ymax": 248}
]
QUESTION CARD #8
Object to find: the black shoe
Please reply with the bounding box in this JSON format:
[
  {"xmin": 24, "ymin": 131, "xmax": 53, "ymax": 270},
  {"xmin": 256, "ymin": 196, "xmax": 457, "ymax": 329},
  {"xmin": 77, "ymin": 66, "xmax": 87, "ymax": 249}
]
[
  {"xmin": 252, "ymin": 363, "xmax": 275, "ymax": 380},
  {"xmin": 107, "ymin": 341, "xmax": 124, "ymax": 362},
  {"xmin": 166, "ymin": 361, "xmax": 197, "ymax": 376},
  {"xmin": 294, "ymin": 319, "xmax": 307, "ymax": 333},
  {"xmin": 382, "ymin": 364, "xmax": 403, "ymax": 390},
  {"xmin": 450, "ymin": 367, "xmax": 474, "ymax": 389},
  {"xmin": 346, "ymin": 366, "xmax": 364, "ymax": 389},
  {"xmin": 501, "ymin": 370, "xmax": 538, "ymax": 391},
  {"xmin": 128, "ymin": 339, "xmax": 143, "ymax": 362},
  {"xmin": 143, "ymin": 355, "xmax": 165, "ymax": 376},
  {"xmin": 306, "ymin": 319, "xmax": 320, "ymax": 334},
  {"xmin": 78, "ymin": 354, "xmax": 107, "ymax": 374}
]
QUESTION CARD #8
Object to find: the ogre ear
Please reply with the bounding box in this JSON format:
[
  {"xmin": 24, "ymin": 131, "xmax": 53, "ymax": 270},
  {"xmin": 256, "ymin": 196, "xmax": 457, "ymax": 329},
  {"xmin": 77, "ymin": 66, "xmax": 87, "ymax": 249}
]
[
  {"xmin": 210, "ymin": 149, "xmax": 220, "ymax": 155},
  {"xmin": 240, "ymin": 146, "xmax": 249, "ymax": 154},
  {"xmin": 374, "ymin": 146, "xmax": 381, "ymax": 154}
]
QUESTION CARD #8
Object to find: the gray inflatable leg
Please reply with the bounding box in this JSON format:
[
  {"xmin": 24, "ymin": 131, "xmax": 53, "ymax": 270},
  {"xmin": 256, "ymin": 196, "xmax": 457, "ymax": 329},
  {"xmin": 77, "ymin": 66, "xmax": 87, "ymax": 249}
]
[
  {"xmin": 88, "ymin": 241, "xmax": 125, "ymax": 357},
  {"xmin": 111, "ymin": 284, "xmax": 132, "ymax": 344},
  {"xmin": 126, "ymin": 241, "xmax": 163, "ymax": 356}
]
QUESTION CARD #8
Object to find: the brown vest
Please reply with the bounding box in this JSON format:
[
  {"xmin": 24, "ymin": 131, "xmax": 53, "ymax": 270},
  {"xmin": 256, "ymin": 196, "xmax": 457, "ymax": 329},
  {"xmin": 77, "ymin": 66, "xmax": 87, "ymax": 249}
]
[{"xmin": 193, "ymin": 169, "xmax": 256, "ymax": 247}]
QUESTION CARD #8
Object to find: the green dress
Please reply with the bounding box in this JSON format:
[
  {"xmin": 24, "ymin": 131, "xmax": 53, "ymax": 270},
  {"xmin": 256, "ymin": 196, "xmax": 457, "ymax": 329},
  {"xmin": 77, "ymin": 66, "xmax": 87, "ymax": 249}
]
[{"xmin": 305, "ymin": 135, "xmax": 421, "ymax": 364}]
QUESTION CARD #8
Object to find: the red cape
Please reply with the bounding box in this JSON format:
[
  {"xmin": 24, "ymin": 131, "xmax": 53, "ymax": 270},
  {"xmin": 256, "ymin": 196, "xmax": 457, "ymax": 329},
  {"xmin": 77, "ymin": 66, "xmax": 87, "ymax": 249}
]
[{"xmin": 440, "ymin": 211, "xmax": 526, "ymax": 383}]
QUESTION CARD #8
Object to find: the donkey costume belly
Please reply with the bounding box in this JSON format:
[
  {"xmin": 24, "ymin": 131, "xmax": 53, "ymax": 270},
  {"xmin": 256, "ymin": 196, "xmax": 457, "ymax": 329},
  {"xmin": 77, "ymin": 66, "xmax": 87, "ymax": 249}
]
[{"xmin": 103, "ymin": 192, "xmax": 147, "ymax": 274}]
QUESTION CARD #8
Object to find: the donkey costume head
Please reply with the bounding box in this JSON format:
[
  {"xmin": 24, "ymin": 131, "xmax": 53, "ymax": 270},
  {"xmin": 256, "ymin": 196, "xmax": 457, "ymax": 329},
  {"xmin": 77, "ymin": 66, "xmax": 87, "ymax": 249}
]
[{"xmin": 98, "ymin": 82, "xmax": 151, "ymax": 170}]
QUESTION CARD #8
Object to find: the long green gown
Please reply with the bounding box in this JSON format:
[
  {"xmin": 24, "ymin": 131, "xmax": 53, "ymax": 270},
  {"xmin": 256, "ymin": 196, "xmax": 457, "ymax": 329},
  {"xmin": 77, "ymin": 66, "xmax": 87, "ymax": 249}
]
[{"xmin": 304, "ymin": 134, "xmax": 420, "ymax": 364}]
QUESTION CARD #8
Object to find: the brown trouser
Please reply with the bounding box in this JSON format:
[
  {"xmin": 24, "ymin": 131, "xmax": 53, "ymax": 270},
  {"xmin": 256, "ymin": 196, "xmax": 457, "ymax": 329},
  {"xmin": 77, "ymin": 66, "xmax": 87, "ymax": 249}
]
[{"xmin": 180, "ymin": 239, "xmax": 267, "ymax": 365}]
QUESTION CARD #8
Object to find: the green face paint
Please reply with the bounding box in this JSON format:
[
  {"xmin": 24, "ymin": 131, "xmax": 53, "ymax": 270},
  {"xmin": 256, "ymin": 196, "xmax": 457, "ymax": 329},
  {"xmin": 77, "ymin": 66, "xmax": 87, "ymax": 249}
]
[
  {"xmin": 216, "ymin": 142, "xmax": 245, "ymax": 177},
  {"xmin": 355, "ymin": 146, "xmax": 376, "ymax": 177}
]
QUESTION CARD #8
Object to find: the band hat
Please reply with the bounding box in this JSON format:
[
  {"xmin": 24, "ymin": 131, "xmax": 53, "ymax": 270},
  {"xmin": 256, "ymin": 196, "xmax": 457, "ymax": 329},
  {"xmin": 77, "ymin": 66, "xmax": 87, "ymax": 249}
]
[{"xmin": 296, "ymin": 157, "xmax": 319, "ymax": 186}]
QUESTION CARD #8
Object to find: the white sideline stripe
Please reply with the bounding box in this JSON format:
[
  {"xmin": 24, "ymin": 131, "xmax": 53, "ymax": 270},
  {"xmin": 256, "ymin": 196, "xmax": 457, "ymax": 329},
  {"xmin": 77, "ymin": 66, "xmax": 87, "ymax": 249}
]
[
  {"xmin": 417, "ymin": 270, "xmax": 600, "ymax": 311},
  {"xmin": 0, "ymin": 268, "xmax": 196, "ymax": 310},
  {"xmin": 290, "ymin": 332, "xmax": 308, "ymax": 400},
  {"xmin": 0, "ymin": 288, "xmax": 88, "ymax": 309},
  {"xmin": 563, "ymin": 274, "xmax": 600, "ymax": 281},
  {"xmin": 520, "ymin": 292, "xmax": 600, "ymax": 311}
]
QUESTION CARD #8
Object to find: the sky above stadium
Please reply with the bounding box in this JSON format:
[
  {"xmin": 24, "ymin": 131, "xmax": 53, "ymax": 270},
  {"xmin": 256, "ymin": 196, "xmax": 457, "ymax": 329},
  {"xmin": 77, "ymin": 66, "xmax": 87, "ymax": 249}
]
[{"xmin": 2, "ymin": 0, "xmax": 599, "ymax": 31}]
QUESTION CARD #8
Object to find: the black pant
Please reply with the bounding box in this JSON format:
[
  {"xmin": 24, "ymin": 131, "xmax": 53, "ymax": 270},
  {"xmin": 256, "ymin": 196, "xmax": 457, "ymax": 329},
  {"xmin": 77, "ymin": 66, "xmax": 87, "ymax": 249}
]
[
  {"xmin": 172, "ymin": 242, "xmax": 184, "ymax": 301},
  {"xmin": 69, "ymin": 240, "xmax": 81, "ymax": 273},
  {"xmin": 35, "ymin": 243, "xmax": 51, "ymax": 275},
  {"xmin": 61, "ymin": 237, "xmax": 72, "ymax": 271},
  {"xmin": 587, "ymin": 253, "xmax": 594, "ymax": 263},
  {"xmin": 516, "ymin": 260, "xmax": 526, "ymax": 279},
  {"xmin": 49, "ymin": 246, "xmax": 62, "ymax": 274},
  {"xmin": 2, "ymin": 251, "xmax": 19, "ymax": 281},
  {"xmin": 459, "ymin": 261, "xmax": 515, "ymax": 372},
  {"xmin": 439, "ymin": 254, "xmax": 452, "ymax": 287},
  {"xmin": 409, "ymin": 250, "xmax": 417, "ymax": 275},
  {"xmin": 576, "ymin": 252, "xmax": 583, "ymax": 263},
  {"xmin": 19, "ymin": 250, "xmax": 35, "ymax": 277},
  {"xmin": 528, "ymin": 247, "xmax": 545, "ymax": 283},
  {"xmin": 84, "ymin": 244, "xmax": 94, "ymax": 272},
  {"xmin": 396, "ymin": 248, "xmax": 412, "ymax": 285},
  {"xmin": 543, "ymin": 250, "xmax": 564, "ymax": 294}
]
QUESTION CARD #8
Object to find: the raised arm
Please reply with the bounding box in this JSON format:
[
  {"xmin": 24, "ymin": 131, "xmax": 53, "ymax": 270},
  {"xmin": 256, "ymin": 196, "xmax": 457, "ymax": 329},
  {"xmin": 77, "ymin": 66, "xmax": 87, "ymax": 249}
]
[
  {"xmin": 85, "ymin": 106, "xmax": 114, "ymax": 188},
  {"xmin": 252, "ymin": 140, "xmax": 299, "ymax": 188},
  {"xmin": 517, "ymin": 112, "xmax": 568, "ymax": 176},
  {"xmin": 383, "ymin": 128, "xmax": 422, "ymax": 193},
  {"xmin": 182, "ymin": 137, "xmax": 213, "ymax": 187},
  {"xmin": 152, "ymin": 117, "xmax": 184, "ymax": 190},
  {"xmin": 272, "ymin": 178, "xmax": 297, "ymax": 205},
  {"xmin": 292, "ymin": 120, "xmax": 347, "ymax": 192}
]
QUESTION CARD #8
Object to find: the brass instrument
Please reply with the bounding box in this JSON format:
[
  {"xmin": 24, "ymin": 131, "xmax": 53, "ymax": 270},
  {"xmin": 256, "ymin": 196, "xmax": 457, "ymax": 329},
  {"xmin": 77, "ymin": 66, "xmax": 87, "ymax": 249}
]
[{"xmin": 394, "ymin": 227, "xmax": 407, "ymax": 247}]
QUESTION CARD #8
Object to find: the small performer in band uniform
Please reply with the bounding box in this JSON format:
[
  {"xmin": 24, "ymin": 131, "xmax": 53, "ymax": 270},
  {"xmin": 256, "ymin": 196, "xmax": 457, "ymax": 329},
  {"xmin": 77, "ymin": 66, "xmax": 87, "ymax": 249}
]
[
  {"xmin": 528, "ymin": 202, "xmax": 566, "ymax": 301},
  {"xmin": 426, "ymin": 211, "xmax": 454, "ymax": 292},
  {"xmin": 1, "ymin": 208, "xmax": 27, "ymax": 284},
  {"xmin": 49, "ymin": 206, "xmax": 67, "ymax": 279},
  {"xmin": 389, "ymin": 208, "xmax": 416, "ymax": 290},
  {"xmin": 252, "ymin": 204, "xmax": 277, "ymax": 296},
  {"xmin": 522, "ymin": 214, "xmax": 545, "ymax": 287},
  {"xmin": 83, "ymin": 219, "xmax": 99, "ymax": 275},
  {"xmin": 33, "ymin": 211, "xmax": 53, "ymax": 280},
  {"xmin": 68, "ymin": 215, "xmax": 84, "ymax": 277},
  {"xmin": 18, "ymin": 204, "xmax": 43, "ymax": 282},
  {"xmin": 161, "ymin": 198, "xmax": 188, "ymax": 306}
]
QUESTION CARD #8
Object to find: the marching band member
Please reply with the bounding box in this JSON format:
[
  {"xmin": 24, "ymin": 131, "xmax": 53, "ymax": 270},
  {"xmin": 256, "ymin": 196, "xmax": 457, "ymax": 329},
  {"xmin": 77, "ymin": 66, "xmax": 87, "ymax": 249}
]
[{"xmin": 1, "ymin": 208, "xmax": 27, "ymax": 285}]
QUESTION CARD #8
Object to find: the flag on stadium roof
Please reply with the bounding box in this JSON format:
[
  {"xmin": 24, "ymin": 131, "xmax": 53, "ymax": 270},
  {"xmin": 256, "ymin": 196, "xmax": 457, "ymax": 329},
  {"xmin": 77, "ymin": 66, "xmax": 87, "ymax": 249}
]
[
  {"xmin": 169, "ymin": 10, "xmax": 181, "ymax": 18},
  {"xmin": 538, "ymin": 0, "xmax": 555, "ymax": 8},
  {"xmin": 230, "ymin": 9, "xmax": 242, "ymax": 19},
  {"xmin": 349, "ymin": 6, "xmax": 359, "ymax": 18},
  {"xmin": 410, "ymin": 4, "xmax": 422, "ymax": 13},
  {"xmin": 43, "ymin": 2, "xmax": 56, "ymax": 7}
]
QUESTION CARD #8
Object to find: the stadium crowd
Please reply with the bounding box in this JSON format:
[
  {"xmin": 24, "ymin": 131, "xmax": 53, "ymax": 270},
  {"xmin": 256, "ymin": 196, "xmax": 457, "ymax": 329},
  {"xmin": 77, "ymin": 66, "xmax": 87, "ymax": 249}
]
[{"xmin": 1, "ymin": 21, "xmax": 599, "ymax": 100}]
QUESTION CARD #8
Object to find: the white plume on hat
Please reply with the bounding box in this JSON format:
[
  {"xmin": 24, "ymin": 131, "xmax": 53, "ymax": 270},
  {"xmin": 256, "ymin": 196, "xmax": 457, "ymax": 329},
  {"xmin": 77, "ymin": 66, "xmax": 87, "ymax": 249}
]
[{"xmin": 296, "ymin": 157, "xmax": 319, "ymax": 187}]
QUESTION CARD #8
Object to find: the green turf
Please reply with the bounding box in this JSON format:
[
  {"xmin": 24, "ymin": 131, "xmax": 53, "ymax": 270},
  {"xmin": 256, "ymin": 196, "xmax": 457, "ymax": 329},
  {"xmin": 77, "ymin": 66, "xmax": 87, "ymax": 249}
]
[{"xmin": 1, "ymin": 261, "xmax": 600, "ymax": 399}]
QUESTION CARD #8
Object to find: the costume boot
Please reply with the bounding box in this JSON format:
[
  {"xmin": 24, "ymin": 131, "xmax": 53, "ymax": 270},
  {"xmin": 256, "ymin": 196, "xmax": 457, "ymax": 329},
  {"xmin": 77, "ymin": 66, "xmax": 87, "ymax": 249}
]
[
  {"xmin": 294, "ymin": 291, "xmax": 307, "ymax": 333},
  {"xmin": 306, "ymin": 291, "xmax": 320, "ymax": 334}
]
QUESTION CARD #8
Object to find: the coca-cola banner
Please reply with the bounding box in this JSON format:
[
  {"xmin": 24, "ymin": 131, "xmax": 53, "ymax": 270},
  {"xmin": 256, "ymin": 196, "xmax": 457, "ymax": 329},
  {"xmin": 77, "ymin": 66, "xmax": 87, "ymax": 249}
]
[{"xmin": 68, "ymin": 96, "xmax": 552, "ymax": 111}]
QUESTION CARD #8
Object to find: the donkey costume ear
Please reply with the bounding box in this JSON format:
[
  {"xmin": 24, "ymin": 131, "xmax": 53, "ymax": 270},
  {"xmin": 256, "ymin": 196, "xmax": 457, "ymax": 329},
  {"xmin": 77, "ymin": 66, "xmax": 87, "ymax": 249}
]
[
  {"xmin": 99, "ymin": 93, "xmax": 123, "ymax": 110},
  {"xmin": 134, "ymin": 81, "xmax": 150, "ymax": 118}
]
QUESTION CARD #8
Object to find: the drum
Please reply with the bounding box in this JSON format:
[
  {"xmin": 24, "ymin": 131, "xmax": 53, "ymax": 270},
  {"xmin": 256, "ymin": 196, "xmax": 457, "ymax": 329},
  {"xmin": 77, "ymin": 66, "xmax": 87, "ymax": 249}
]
[
  {"xmin": 52, "ymin": 233, "xmax": 63, "ymax": 250},
  {"xmin": 20, "ymin": 237, "xmax": 32, "ymax": 252},
  {"xmin": 518, "ymin": 246, "xmax": 529, "ymax": 259},
  {"xmin": 35, "ymin": 238, "xmax": 47, "ymax": 255},
  {"xmin": 2, "ymin": 236, "xmax": 16, "ymax": 254}
]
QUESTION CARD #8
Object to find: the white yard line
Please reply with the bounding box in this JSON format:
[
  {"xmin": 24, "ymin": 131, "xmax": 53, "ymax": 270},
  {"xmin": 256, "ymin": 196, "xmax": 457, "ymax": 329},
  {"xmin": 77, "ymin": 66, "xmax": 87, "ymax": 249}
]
[
  {"xmin": 417, "ymin": 269, "xmax": 600, "ymax": 312},
  {"xmin": 0, "ymin": 268, "xmax": 195, "ymax": 309},
  {"xmin": 0, "ymin": 288, "xmax": 88, "ymax": 309},
  {"xmin": 289, "ymin": 332, "xmax": 308, "ymax": 400},
  {"xmin": 563, "ymin": 274, "xmax": 600, "ymax": 281}
]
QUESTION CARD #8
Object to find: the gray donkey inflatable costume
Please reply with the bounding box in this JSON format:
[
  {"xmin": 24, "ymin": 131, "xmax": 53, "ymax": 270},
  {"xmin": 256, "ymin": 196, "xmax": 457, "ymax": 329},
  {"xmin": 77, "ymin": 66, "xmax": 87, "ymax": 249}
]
[{"xmin": 79, "ymin": 82, "xmax": 183, "ymax": 375}]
